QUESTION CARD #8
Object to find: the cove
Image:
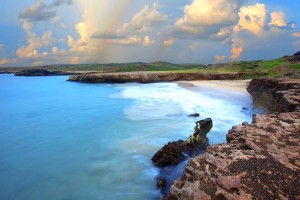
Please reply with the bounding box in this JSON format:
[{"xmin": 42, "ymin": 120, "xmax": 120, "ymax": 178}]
[{"xmin": 0, "ymin": 74, "xmax": 259, "ymax": 200}]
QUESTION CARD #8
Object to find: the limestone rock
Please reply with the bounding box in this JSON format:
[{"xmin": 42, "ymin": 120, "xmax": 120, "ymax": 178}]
[
  {"xmin": 247, "ymin": 78, "xmax": 300, "ymax": 112},
  {"xmin": 167, "ymin": 112, "xmax": 300, "ymax": 199}
]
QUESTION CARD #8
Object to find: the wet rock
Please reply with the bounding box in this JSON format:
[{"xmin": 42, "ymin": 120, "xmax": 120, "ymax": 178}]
[
  {"xmin": 156, "ymin": 178, "xmax": 167, "ymax": 190},
  {"xmin": 151, "ymin": 140, "xmax": 187, "ymax": 167},
  {"xmin": 242, "ymin": 107, "xmax": 248, "ymax": 111},
  {"xmin": 151, "ymin": 118, "xmax": 213, "ymax": 168},
  {"xmin": 188, "ymin": 113, "xmax": 200, "ymax": 117}
]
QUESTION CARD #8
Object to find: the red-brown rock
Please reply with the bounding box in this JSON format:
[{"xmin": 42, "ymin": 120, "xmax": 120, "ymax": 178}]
[{"xmin": 167, "ymin": 78, "xmax": 300, "ymax": 200}]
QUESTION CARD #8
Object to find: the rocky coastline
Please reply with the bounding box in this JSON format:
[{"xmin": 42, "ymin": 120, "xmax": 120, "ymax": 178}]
[
  {"xmin": 67, "ymin": 72, "xmax": 246, "ymax": 83},
  {"xmin": 14, "ymin": 69, "xmax": 76, "ymax": 76},
  {"xmin": 164, "ymin": 78, "xmax": 300, "ymax": 199}
]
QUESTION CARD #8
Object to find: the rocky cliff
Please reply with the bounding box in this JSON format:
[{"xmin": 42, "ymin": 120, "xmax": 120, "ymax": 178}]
[
  {"xmin": 247, "ymin": 78, "xmax": 300, "ymax": 113},
  {"xmin": 167, "ymin": 78, "xmax": 300, "ymax": 200},
  {"xmin": 68, "ymin": 72, "xmax": 246, "ymax": 83}
]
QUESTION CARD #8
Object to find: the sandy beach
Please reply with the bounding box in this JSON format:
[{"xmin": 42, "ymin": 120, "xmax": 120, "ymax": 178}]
[{"xmin": 178, "ymin": 80, "xmax": 251, "ymax": 95}]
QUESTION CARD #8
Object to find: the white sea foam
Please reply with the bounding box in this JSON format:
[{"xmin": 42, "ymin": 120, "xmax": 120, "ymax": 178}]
[{"xmin": 112, "ymin": 82, "xmax": 256, "ymax": 144}]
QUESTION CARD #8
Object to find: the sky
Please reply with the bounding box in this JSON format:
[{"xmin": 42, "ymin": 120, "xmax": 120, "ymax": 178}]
[{"xmin": 0, "ymin": 0, "xmax": 300, "ymax": 67}]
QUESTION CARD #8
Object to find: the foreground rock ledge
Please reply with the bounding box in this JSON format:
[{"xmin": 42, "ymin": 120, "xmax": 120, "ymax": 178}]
[{"xmin": 167, "ymin": 112, "xmax": 300, "ymax": 199}]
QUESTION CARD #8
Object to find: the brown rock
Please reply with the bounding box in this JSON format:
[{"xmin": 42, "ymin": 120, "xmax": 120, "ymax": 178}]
[
  {"xmin": 156, "ymin": 178, "xmax": 167, "ymax": 190},
  {"xmin": 167, "ymin": 112, "xmax": 300, "ymax": 200},
  {"xmin": 247, "ymin": 78, "xmax": 300, "ymax": 112},
  {"xmin": 216, "ymin": 175, "xmax": 241, "ymax": 191}
]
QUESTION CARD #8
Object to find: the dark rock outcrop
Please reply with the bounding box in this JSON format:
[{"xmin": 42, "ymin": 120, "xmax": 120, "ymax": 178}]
[
  {"xmin": 247, "ymin": 78, "xmax": 300, "ymax": 112},
  {"xmin": 152, "ymin": 118, "xmax": 213, "ymax": 197},
  {"xmin": 156, "ymin": 178, "xmax": 167, "ymax": 190},
  {"xmin": 284, "ymin": 51, "xmax": 300, "ymax": 63},
  {"xmin": 188, "ymin": 113, "xmax": 200, "ymax": 117},
  {"xmin": 15, "ymin": 69, "xmax": 75, "ymax": 76},
  {"xmin": 166, "ymin": 78, "xmax": 300, "ymax": 200},
  {"xmin": 68, "ymin": 72, "xmax": 246, "ymax": 83},
  {"xmin": 152, "ymin": 118, "xmax": 213, "ymax": 167}
]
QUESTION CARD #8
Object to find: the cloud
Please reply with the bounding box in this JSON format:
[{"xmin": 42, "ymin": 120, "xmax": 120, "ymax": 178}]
[
  {"xmin": 67, "ymin": 35, "xmax": 74, "ymax": 46},
  {"xmin": 19, "ymin": 0, "xmax": 56, "ymax": 22},
  {"xmin": 292, "ymin": 32, "xmax": 300, "ymax": 38},
  {"xmin": 235, "ymin": 3, "xmax": 267, "ymax": 35},
  {"xmin": 215, "ymin": 55, "xmax": 227, "ymax": 62},
  {"xmin": 52, "ymin": 46, "xmax": 67, "ymax": 55},
  {"xmin": 143, "ymin": 35, "xmax": 154, "ymax": 47},
  {"xmin": 175, "ymin": 0, "xmax": 240, "ymax": 36},
  {"xmin": 91, "ymin": 32, "xmax": 126, "ymax": 39},
  {"xmin": 269, "ymin": 11, "xmax": 287, "ymax": 27},
  {"xmin": 0, "ymin": 58, "xmax": 17, "ymax": 65},
  {"xmin": 231, "ymin": 47, "xmax": 243, "ymax": 60},
  {"xmin": 32, "ymin": 61, "xmax": 45, "ymax": 66},
  {"xmin": 19, "ymin": 0, "xmax": 73, "ymax": 22},
  {"xmin": 211, "ymin": 27, "xmax": 231, "ymax": 40},
  {"xmin": 163, "ymin": 38, "xmax": 174, "ymax": 48},
  {"xmin": 90, "ymin": 2, "xmax": 166, "ymax": 49},
  {"xmin": 16, "ymin": 20, "xmax": 53, "ymax": 59},
  {"xmin": 117, "ymin": 3, "xmax": 168, "ymax": 35},
  {"xmin": 49, "ymin": 0, "xmax": 73, "ymax": 8},
  {"xmin": 107, "ymin": 36, "xmax": 141, "ymax": 45},
  {"xmin": 230, "ymin": 3, "xmax": 268, "ymax": 60},
  {"xmin": 0, "ymin": 44, "xmax": 3, "ymax": 49}
]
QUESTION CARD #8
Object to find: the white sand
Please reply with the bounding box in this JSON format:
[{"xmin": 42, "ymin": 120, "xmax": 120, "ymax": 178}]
[{"xmin": 178, "ymin": 80, "xmax": 251, "ymax": 95}]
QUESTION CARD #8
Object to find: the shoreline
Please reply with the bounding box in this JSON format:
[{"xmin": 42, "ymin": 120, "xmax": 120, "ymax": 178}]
[
  {"xmin": 166, "ymin": 78, "xmax": 300, "ymax": 199},
  {"xmin": 177, "ymin": 80, "xmax": 251, "ymax": 95}
]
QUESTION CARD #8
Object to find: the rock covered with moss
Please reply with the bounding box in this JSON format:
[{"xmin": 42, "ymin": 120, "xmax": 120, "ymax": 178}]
[{"xmin": 151, "ymin": 118, "xmax": 213, "ymax": 168}]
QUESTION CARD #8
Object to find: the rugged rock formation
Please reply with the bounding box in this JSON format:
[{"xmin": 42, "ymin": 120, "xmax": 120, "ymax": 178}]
[
  {"xmin": 15, "ymin": 69, "xmax": 75, "ymax": 76},
  {"xmin": 247, "ymin": 78, "xmax": 300, "ymax": 112},
  {"xmin": 152, "ymin": 118, "xmax": 213, "ymax": 168},
  {"xmin": 167, "ymin": 113, "xmax": 300, "ymax": 199},
  {"xmin": 68, "ymin": 72, "xmax": 246, "ymax": 83},
  {"xmin": 167, "ymin": 78, "xmax": 300, "ymax": 200}
]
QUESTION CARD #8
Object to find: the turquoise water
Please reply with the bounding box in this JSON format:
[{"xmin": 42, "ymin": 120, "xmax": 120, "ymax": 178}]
[{"xmin": 0, "ymin": 75, "xmax": 258, "ymax": 200}]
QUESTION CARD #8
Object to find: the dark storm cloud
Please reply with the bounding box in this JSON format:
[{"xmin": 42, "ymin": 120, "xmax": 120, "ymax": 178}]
[{"xmin": 19, "ymin": 0, "xmax": 73, "ymax": 22}]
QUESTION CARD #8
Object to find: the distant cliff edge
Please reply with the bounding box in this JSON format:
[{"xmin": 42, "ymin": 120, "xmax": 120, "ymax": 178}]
[{"xmin": 67, "ymin": 72, "xmax": 246, "ymax": 83}]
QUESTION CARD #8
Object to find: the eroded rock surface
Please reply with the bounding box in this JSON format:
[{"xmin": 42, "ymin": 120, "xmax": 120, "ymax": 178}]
[
  {"xmin": 247, "ymin": 78, "xmax": 300, "ymax": 112},
  {"xmin": 167, "ymin": 112, "xmax": 300, "ymax": 200}
]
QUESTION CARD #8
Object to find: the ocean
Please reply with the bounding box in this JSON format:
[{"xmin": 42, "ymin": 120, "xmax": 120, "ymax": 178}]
[{"xmin": 0, "ymin": 74, "xmax": 259, "ymax": 200}]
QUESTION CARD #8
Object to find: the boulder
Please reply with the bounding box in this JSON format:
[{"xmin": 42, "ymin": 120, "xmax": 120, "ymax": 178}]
[
  {"xmin": 151, "ymin": 118, "xmax": 213, "ymax": 167},
  {"xmin": 156, "ymin": 178, "xmax": 167, "ymax": 190},
  {"xmin": 188, "ymin": 113, "xmax": 200, "ymax": 117}
]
